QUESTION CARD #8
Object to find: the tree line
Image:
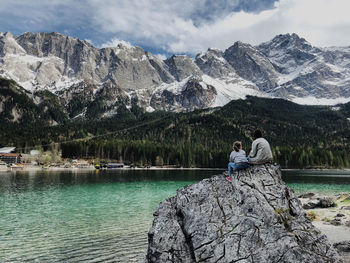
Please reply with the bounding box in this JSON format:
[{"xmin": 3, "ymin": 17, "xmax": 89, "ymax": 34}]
[{"xmin": 61, "ymin": 139, "xmax": 350, "ymax": 168}]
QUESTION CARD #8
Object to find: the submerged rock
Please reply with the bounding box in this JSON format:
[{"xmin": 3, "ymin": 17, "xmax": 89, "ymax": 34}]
[
  {"xmin": 298, "ymin": 192, "xmax": 315, "ymax": 199},
  {"xmin": 331, "ymin": 218, "xmax": 342, "ymax": 226},
  {"xmin": 146, "ymin": 164, "xmax": 342, "ymax": 263}
]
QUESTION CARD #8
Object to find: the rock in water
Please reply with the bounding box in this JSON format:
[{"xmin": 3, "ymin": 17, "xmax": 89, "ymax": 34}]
[{"xmin": 146, "ymin": 164, "xmax": 342, "ymax": 262}]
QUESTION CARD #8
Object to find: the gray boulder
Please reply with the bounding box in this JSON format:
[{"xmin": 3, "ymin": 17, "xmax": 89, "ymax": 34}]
[
  {"xmin": 302, "ymin": 197, "xmax": 336, "ymax": 210},
  {"xmin": 146, "ymin": 164, "xmax": 342, "ymax": 262},
  {"xmin": 334, "ymin": 241, "xmax": 350, "ymax": 253},
  {"xmin": 318, "ymin": 197, "xmax": 336, "ymax": 208},
  {"xmin": 302, "ymin": 202, "xmax": 319, "ymax": 210},
  {"xmin": 334, "ymin": 241, "xmax": 350, "ymax": 263}
]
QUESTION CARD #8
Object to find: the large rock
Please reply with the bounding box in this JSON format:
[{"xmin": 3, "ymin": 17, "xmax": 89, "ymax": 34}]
[{"xmin": 146, "ymin": 164, "xmax": 342, "ymax": 262}]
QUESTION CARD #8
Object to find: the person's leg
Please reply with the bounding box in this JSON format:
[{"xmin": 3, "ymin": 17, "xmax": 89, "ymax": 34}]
[
  {"xmin": 236, "ymin": 163, "xmax": 250, "ymax": 171},
  {"xmin": 228, "ymin": 162, "xmax": 237, "ymax": 179}
]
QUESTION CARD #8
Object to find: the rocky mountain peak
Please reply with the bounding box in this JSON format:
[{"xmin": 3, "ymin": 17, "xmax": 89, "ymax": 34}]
[
  {"xmin": 3, "ymin": 32, "xmax": 14, "ymax": 38},
  {"xmin": 0, "ymin": 31, "xmax": 26, "ymax": 56},
  {"xmin": 147, "ymin": 165, "xmax": 342, "ymax": 262},
  {"xmin": 165, "ymin": 55, "xmax": 202, "ymax": 82},
  {"xmin": 257, "ymin": 33, "xmax": 320, "ymax": 57},
  {"xmin": 257, "ymin": 33, "xmax": 321, "ymax": 75},
  {"xmin": 16, "ymin": 31, "xmax": 96, "ymax": 58},
  {"xmin": 224, "ymin": 41, "xmax": 279, "ymax": 91},
  {"xmin": 195, "ymin": 47, "xmax": 237, "ymax": 79}
]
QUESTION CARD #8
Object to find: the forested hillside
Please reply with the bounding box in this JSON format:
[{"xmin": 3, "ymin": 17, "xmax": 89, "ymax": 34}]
[
  {"xmin": 60, "ymin": 96, "xmax": 350, "ymax": 168},
  {"xmin": 1, "ymin": 79, "xmax": 349, "ymax": 169}
]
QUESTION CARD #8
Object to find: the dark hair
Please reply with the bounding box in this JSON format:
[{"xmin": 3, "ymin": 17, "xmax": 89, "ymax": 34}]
[
  {"xmin": 253, "ymin": 129, "xmax": 262, "ymax": 140},
  {"xmin": 233, "ymin": 141, "xmax": 241, "ymax": 152}
]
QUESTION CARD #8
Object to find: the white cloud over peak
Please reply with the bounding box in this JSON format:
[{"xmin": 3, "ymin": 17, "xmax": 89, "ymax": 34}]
[
  {"xmin": 1, "ymin": 0, "xmax": 350, "ymax": 55},
  {"xmin": 154, "ymin": 54, "xmax": 167, "ymax": 61},
  {"xmin": 90, "ymin": 0, "xmax": 350, "ymax": 54},
  {"xmin": 100, "ymin": 38, "xmax": 134, "ymax": 49}
]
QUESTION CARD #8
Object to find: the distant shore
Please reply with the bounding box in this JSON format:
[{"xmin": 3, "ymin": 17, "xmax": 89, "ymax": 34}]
[
  {"xmin": 1, "ymin": 165, "xmax": 227, "ymax": 172},
  {"xmin": 3, "ymin": 165, "xmax": 350, "ymax": 172}
]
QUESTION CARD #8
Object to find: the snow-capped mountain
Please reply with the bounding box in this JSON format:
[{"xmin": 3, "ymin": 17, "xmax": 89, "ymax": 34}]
[
  {"xmin": 1, "ymin": 31, "xmax": 350, "ymax": 118},
  {"xmin": 257, "ymin": 33, "xmax": 350, "ymax": 104}
]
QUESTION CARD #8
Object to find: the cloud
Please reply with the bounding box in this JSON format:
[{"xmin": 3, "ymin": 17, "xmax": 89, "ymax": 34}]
[
  {"xmin": 89, "ymin": 0, "xmax": 350, "ymax": 54},
  {"xmin": 0, "ymin": 0, "xmax": 92, "ymax": 37},
  {"xmin": 100, "ymin": 38, "xmax": 133, "ymax": 48},
  {"xmin": 1, "ymin": 0, "xmax": 350, "ymax": 55},
  {"xmin": 154, "ymin": 54, "xmax": 167, "ymax": 61}
]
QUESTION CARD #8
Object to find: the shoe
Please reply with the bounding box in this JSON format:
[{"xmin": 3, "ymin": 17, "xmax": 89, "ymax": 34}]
[
  {"xmin": 223, "ymin": 171, "xmax": 228, "ymax": 176},
  {"xmin": 226, "ymin": 176, "xmax": 231, "ymax": 182}
]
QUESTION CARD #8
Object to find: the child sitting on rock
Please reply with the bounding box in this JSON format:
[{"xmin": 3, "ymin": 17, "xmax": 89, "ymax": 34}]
[{"xmin": 227, "ymin": 141, "xmax": 250, "ymax": 182}]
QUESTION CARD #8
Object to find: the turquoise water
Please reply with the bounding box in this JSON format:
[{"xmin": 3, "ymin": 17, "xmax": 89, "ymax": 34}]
[
  {"xmin": 1, "ymin": 169, "xmax": 350, "ymax": 262},
  {"xmin": 283, "ymin": 169, "xmax": 350, "ymax": 194}
]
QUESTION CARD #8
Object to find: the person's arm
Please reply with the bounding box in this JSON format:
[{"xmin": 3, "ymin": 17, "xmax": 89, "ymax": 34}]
[
  {"xmin": 249, "ymin": 140, "xmax": 258, "ymax": 158},
  {"xmin": 229, "ymin": 151, "xmax": 234, "ymax": 162}
]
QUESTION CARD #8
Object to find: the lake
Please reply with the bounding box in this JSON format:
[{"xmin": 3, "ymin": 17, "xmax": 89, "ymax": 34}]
[{"xmin": 1, "ymin": 169, "xmax": 350, "ymax": 262}]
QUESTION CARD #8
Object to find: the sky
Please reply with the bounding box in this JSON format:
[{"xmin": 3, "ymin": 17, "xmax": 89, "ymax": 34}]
[{"xmin": 1, "ymin": 0, "xmax": 350, "ymax": 57}]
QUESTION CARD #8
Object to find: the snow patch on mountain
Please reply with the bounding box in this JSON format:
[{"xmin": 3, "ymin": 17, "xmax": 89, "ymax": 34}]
[
  {"xmin": 291, "ymin": 96, "xmax": 350, "ymax": 106},
  {"xmin": 201, "ymin": 75, "xmax": 267, "ymax": 107},
  {"xmin": 152, "ymin": 76, "xmax": 191, "ymax": 96}
]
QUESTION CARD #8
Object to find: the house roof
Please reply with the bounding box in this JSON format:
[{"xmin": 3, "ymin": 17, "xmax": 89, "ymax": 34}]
[
  {"xmin": 0, "ymin": 147, "xmax": 16, "ymax": 153},
  {"xmin": 0, "ymin": 153, "xmax": 21, "ymax": 157}
]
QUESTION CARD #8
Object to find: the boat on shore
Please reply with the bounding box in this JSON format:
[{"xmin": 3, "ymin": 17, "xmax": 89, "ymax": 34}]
[
  {"xmin": 107, "ymin": 163, "xmax": 124, "ymax": 169},
  {"xmin": 9, "ymin": 164, "xmax": 24, "ymax": 170},
  {"xmin": 0, "ymin": 162, "xmax": 9, "ymax": 171}
]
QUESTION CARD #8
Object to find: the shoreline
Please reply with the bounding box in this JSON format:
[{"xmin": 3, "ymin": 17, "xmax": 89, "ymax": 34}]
[
  {"xmin": 2, "ymin": 165, "xmax": 350, "ymax": 172},
  {"xmin": 282, "ymin": 168, "xmax": 350, "ymax": 172},
  {"xmin": 299, "ymin": 193, "xmax": 350, "ymax": 248},
  {"xmin": 1, "ymin": 166, "xmax": 226, "ymax": 172}
]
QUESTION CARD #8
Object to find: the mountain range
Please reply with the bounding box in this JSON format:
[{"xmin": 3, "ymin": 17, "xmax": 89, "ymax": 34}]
[{"xmin": 1, "ymin": 31, "xmax": 350, "ymax": 121}]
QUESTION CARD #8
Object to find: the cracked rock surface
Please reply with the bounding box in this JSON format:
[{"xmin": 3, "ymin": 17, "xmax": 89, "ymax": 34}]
[{"xmin": 146, "ymin": 164, "xmax": 342, "ymax": 262}]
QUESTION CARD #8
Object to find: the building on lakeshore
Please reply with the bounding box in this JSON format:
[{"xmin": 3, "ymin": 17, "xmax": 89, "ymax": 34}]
[
  {"xmin": 73, "ymin": 160, "xmax": 90, "ymax": 168},
  {"xmin": 0, "ymin": 147, "xmax": 16, "ymax": 154},
  {"xmin": 0, "ymin": 153, "xmax": 21, "ymax": 164},
  {"xmin": 107, "ymin": 163, "xmax": 124, "ymax": 168},
  {"xmin": 30, "ymin": 150, "xmax": 40, "ymax": 156}
]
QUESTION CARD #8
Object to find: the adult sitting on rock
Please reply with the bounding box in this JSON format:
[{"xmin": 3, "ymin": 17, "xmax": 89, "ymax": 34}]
[{"xmin": 249, "ymin": 129, "xmax": 273, "ymax": 164}]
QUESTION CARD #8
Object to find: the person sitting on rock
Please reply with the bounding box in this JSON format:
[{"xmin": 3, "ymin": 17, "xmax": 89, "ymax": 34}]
[
  {"xmin": 248, "ymin": 129, "xmax": 273, "ymax": 165},
  {"xmin": 227, "ymin": 141, "xmax": 250, "ymax": 182}
]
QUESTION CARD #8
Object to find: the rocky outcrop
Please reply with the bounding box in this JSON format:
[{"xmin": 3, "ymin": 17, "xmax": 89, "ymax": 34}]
[
  {"xmin": 146, "ymin": 164, "xmax": 342, "ymax": 262},
  {"xmin": 0, "ymin": 77, "xmax": 66, "ymax": 125}
]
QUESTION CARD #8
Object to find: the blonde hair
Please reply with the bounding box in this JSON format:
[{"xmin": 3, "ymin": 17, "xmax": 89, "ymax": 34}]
[{"xmin": 233, "ymin": 141, "xmax": 242, "ymax": 152}]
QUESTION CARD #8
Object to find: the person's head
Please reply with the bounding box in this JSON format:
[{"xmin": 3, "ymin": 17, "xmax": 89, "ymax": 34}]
[
  {"xmin": 253, "ymin": 129, "xmax": 263, "ymax": 140},
  {"xmin": 233, "ymin": 141, "xmax": 242, "ymax": 152}
]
